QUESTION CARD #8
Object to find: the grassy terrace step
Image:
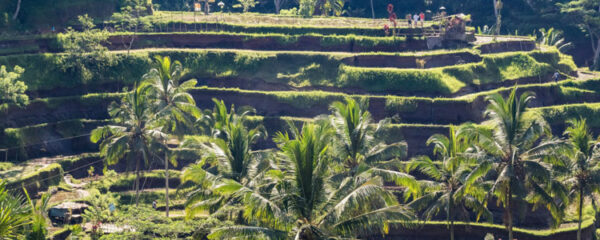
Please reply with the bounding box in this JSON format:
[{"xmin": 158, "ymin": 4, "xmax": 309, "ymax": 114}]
[
  {"xmin": 0, "ymin": 48, "xmax": 574, "ymax": 98},
  {"xmin": 105, "ymin": 32, "xmax": 427, "ymax": 53},
  {"xmin": 385, "ymin": 219, "xmax": 594, "ymax": 240},
  {"xmin": 3, "ymin": 76, "xmax": 599, "ymax": 130}
]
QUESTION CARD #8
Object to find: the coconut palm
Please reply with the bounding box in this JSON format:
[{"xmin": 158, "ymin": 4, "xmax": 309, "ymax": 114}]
[
  {"xmin": 557, "ymin": 118, "xmax": 600, "ymax": 240},
  {"xmin": 91, "ymin": 84, "xmax": 166, "ymax": 206},
  {"xmin": 329, "ymin": 98, "xmax": 418, "ymax": 192},
  {"xmin": 142, "ymin": 55, "xmax": 201, "ymax": 217},
  {"xmin": 476, "ymin": 88, "xmax": 568, "ymax": 240},
  {"xmin": 209, "ymin": 121, "xmax": 415, "ymax": 239},
  {"xmin": 407, "ymin": 124, "xmax": 492, "ymax": 240},
  {"xmin": 181, "ymin": 101, "xmax": 267, "ymax": 221},
  {"xmin": 196, "ymin": 98, "xmax": 256, "ymax": 139},
  {"xmin": 0, "ymin": 181, "xmax": 30, "ymax": 239}
]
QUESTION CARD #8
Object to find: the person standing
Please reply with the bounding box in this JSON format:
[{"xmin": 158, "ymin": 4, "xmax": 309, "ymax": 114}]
[
  {"xmin": 413, "ymin": 13, "xmax": 419, "ymax": 28},
  {"xmin": 420, "ymin": 12, "xmax": 425, "ymax": 27},
  {"xmin": 553, "ymin": 71, "xmax": 560, "ymax": 82},
  {"xmin": 406, "ymin": 14, "xmax": 412, "ymax": 28}
]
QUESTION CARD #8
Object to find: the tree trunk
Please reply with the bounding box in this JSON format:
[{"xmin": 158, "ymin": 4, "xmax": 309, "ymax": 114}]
[
  {"xmin": 204, "ymin": 0, "xmax": 209, "ymax": 15},
  {"xmin": 135, "ymin": 157, "xmax": 141, "ymax": 207},
  {"xmin": 165, "ymin": 150, "xmax": 170, "ymax": 217},
  {"xmin": 274, "ymin": 0, "xmax": 281, "ymax": 14},
  {"xmin": 578, "ymin": 189, "xmax": 584, "ymax": 240},
  {"xmin": 12, "ymin": 0, "xmax": 21, "ymax": 20},
  {"xmin": 370, "ymin": 0, "xmax": 375, "ymax": 19},
  {"xmin": 507, "ymin": 187, "xmax": 513, "ymax": 240},
  {"xmin": 593, "ymin": 37, "xmax": 600, "ymax": 70},
  {"xmin": 449, "ymin": 194, "xmax": 455, "ymax": 240},
  {"xmin": 492, "ymin": 0, "xmax": 501, "ymax": 36}
]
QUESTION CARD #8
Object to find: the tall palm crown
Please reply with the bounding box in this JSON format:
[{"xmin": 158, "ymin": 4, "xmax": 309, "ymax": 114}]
[
  {"xmin": 557, "ymin": 118, "xmax": 600, "ymax": 240},
  {"xmin": 329, "ymin": 98, "xmax": 417, "ymax": 191},
  {"xmin": 91, "ymin": 84, "xmax": 166, "ymax": 206},
  {"xmin": 142, "ymin": 55, "xmax": 201, "ymax": 135},
  {"xmin": 181, "ymin": 101, "xmax": 267, "ymax": 219},
  {"xmin": 209, "ymin": 121, "xmax": 414, "ymax": 240},
  {"xmin": 477, "ymin": 88, "xmax": 567, "ymax": 240},
  {"xmin": 408, "ymin": 124, "xmax": 491, "ymax": 240},
  {"xmin": 197, "ymin": 98, "xmax": 255, "ymax": 139}
]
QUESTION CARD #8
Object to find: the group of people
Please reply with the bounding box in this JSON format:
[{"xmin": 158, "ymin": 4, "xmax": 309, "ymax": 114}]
[{"xmin": 406, "ymin": 12, "xmax": 425, "ymax": 28}]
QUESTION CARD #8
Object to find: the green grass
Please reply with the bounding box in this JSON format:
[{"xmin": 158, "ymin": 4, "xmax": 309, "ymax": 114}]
[
  {"xmin": 388, "ymin": 218, "xmax": 594, "ymax": 237},
  {"xmin": 0, "ymin": 162, "xmax": 14, "ymax": 171},
  {"xmin": 528, "ymin": 102, "xmax": 600, "ymax": 128},
  {"xmin": 5, "ymin": 163, "xmax": 63, "ymax": 191},
  {"xmin": 0, "ymin": 48, "xmax": 573, "ymax": 96}
]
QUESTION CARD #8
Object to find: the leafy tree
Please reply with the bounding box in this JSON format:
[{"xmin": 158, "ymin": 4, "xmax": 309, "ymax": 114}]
[
  {"xmin": 556, "ymin": 118, "xmax": 600, "ymax": 240},
  {"xmin": 407, "ymin": 124, "xmax": 492, "ymax": 240},
  {"xmin": 328, "ymin": 98, "xmax": 417, "ymax": 192},
  {"xmin": 560, "ymin": 0, "xmax": 600, "ymax": 70},
  {"xmin": 82, "ymin": 192, "xmax": 120, "ymax": 228},
  {"xmin": 181, "ymin": 100, "xmax": 267, "ymax": 220},
  {"xmin": 476, "ymin": 88, "xmax": 568, "ymax": 240},
  {"xmin": 0, "ymin": 181, "xmax": 30, "ymax": 239},
  {"xmin": 110, "ymin": 0, "xmax": 153, "ymax": 55},
  {"xmin": 142, "ymin": 55, "xmax": 201, "ymax": 217},
  {"xmin": 0, "ymin": 65, "xmax": 28, "ymax": 107},
  {"xmin": 238, "ymin": 0, "xmax": 259, "ymax": 12},
  {"xmin": 91, "ymin": 84, "xmax": 166, "ymax": 206},
  {"xmin": 209, "ymin": 121, "xmax": 415, "ymax": 239},
  {"xmin": 298, "ymin": 0, "xmax": 317, "ymax": 17},
  {"xmin": 58, "ymin": 14, "xmax": 111, "ymax": 83}
]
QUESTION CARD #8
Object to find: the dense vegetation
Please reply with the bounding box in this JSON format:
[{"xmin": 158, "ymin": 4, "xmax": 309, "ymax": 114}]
[{"xmin": 1, "ymin": 1, "xmax": 600, "ymax": 239}]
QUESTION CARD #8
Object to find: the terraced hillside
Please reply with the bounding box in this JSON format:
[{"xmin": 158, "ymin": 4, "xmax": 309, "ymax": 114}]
[{"xmin": 2, "ymin": 17, "xmax": 599, "ymax": 240}]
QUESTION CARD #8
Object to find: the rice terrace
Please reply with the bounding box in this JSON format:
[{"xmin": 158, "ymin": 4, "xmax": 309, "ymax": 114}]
[{"xmin": 1, "ymin": 0, "xmax": 600, "ymax": 239}]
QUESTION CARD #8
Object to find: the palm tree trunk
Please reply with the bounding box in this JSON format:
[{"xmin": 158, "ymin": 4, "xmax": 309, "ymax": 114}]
[
  {"xmin": 12, "ymin": 0, "xmax": 21, "ymax": 20},
  {"xmin": 135, "ymin": 156, "xmax": 141, "ymax": 207},
  {"xmin": 449, "ymin": 192, "xmax": 455, "ymax": 240},
  {"xmin": 370, "ymin": 0, "xmax": 375, "ymax": 19},
  {"xmin": 165, "ymin": 150, "xmax": 170, "ymax": 217},
  {"xmin": 577, "ymin": 189, "xmax": 584, "ymax": 240},
  {"xmin": 507, "ymin": 187, "xmax": 513, "ymax": 240}
]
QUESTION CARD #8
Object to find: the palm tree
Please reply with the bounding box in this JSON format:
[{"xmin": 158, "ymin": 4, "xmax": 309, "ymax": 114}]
[
  {"xmin": 181, "ymin": 100, "xmax": 267, "ymax": 220},
  {"xmin": 196, "ymin": 98, "xmax": 255, "ymax": 139},
  {"xmin": 143, "ymin": 55, "xmax": 201, "ymax": 217},
  {"xmin": 91, "ymin": 84, "xmax": 166, "ymax": 206},
  {"xmin": 0, "ymin": 181, "xmax": 30, "ymax": 239},
  {"xmin": 476, "ymin": 88, "xmax": 567, "ymax": 240},
  {"xmin": 407, "ymin": 124, "xmax": 492, "ymax": 240},
  {"xmin": 329, "ymin": 97, "xmax": 418, "ymax": 192},
  {"xmin": 558, "ymin": 118, "xmax": 600, "ymax": 240},
  {"xmin": 209, "ymin": 121, "xmax": 415, "ymax": 239}
]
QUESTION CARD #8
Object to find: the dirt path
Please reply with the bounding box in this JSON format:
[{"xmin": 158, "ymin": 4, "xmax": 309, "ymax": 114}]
[
  {"xmin": 474, "ymin": 35, "xmax": 532, "ymax": 45},
  {"xmin": 576, "ymin": 70, "xmax": 600, "ymax": 81}
]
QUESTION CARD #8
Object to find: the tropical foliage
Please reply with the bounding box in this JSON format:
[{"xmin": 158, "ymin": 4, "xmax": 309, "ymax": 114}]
[
  {"xmin": 142, "ymin": 55, "xmax": 200, "ymax": 217},
  {"xmin": 555, "ymin": 118, "xmax": 600, "ymax": 240},
  {"xmin": 0, "ymin": 181, "xmax": 30, "ymax": 239},
  {"xmin": 407, "ymin": 124, "xmax": 492, "ymax": 240},
  {"xmin": 0, "ymin": 65, "xmax": 28, "ymax": 107},
  {"xmin": 90, "ymin": 83, "xmax": 167, "ymax": 206},
  {"xmin": 181, "ymin": 100, "xmax": 267, "ymax": 220},
  {"xmin": 474, "ymin": 88, "xmax": 568, "ymax": 240},
  {"xmin": 209, "ymin": 121, "xmax": 415, "ymax": 239}
]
